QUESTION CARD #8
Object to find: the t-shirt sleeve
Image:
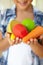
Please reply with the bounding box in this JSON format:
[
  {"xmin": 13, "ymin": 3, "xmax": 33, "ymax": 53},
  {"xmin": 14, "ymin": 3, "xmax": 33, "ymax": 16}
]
[
  {"xmin": 34, "ymin": 10, "xmax": 43, "ymax": 26},
  {"xmin": 0, "ymin": 8, "xmax": 16, "ymax": 37}
]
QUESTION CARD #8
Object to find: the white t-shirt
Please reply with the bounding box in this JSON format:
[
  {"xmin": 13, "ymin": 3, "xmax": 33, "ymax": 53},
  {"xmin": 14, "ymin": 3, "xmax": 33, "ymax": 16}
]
[{"xmin": 7, "ymin": 42, "xmax": 33, "ymax": 65}]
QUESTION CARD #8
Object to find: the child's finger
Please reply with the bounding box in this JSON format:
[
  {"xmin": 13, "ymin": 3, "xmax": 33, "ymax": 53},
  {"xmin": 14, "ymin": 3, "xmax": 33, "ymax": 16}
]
[
  {"xmin": 19, "ymin": 38, "xmax": 22, "ymax": 42},
  {"xmin": 9, "ymin": 40, "xmax": 15, "ymax": 46},
  {"xmin": 15, "ymin": 37, "xmax": 20, "ymax": 44},
  {"xmin": 7, "ymin": 34, "xmax": 10, "ymax": 38},
  {"xmin": 5, "ymin": 32, "xmax": 10, "ymax": 38},
  {"xmin": 34, "ymin": 38, "xmax": 38, "ymax": 44},
  {"xmin": 7, "ymin": 34, "xmax": 15, "ymax": 45},
  {"xmin": 11, "ymin": 40, "xmax": 16, "ymax": 45},
  {"xmin": 30, "ymin": 38, "xmax": 34, "ymax": 44},
  {"xmin": 16, "ymin": 37, "xmax": 22, "ymax": 44},
  {"xmin": 27, "ymin": 41, "xmax": 30, "ymax": 45}
]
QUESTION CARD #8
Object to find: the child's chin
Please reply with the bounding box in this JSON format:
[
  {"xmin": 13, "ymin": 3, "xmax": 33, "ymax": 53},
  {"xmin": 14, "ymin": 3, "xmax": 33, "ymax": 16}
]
[{"xmin": 18, "ymin": 6, "xmax": 28, "ymax": 10}]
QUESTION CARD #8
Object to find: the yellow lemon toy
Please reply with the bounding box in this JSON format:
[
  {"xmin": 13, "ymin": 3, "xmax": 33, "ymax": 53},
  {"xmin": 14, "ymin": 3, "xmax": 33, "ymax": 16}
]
[{"xmin": 10, "ymin": 33, "xmax": 16, "ymax": 40}]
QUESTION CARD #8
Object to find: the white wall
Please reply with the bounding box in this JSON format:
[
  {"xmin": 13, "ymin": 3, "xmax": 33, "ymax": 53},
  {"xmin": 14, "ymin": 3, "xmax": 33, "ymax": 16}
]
[
  {"xmin": 0, "ymin": 0, "xmax": 36, "ymax": 10},
  {"xmin": 36, "ymin": 0, "xmax": 43, "ymax": 12},
  {"xmin": 0, "ymin": 0, "xmax": 43, "ymax": 12},
  {"xmin": 0, "ymin": 0, "xmax": 13, "ymax": 10},
  {"xmin": 32, "ymin": 0, "xmax": 36, "ymax": 6}
]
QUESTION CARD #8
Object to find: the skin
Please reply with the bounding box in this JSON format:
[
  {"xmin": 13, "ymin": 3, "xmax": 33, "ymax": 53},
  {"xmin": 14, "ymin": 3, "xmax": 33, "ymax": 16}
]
[{"xmin": 0, "ymin": 0, "xmax": 43, "ymax": 58}]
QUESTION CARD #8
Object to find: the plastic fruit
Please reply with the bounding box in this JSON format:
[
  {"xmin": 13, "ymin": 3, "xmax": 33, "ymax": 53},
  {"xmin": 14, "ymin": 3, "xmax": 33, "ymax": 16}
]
[
  {"xmin": 10, "ymin": 33, "xmax": 16, "ymax": 40},
  {"xmin": 12, "ymin": 24, "xmax": 28, "ymax": 38},
  {"xmin": 22, "ymin": 26, "xmax": 43, "ymax": 42},
  {"xmin": 22, "ymin": 18, "xmax": 36, "ymax": 31}
]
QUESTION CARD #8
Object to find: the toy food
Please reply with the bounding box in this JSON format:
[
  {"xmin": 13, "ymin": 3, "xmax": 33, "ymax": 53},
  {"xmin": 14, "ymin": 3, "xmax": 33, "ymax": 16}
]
[
  {"xmin": 12, "ymin": 24, "xmax": 28, "ymax": 38},
  {"xmin": 22, "ymin": 26, "xmax": 43, "ymax": 42},
  {"xmin": 22, "ymin": 18, "xmax": 36, "ymax": 31}
]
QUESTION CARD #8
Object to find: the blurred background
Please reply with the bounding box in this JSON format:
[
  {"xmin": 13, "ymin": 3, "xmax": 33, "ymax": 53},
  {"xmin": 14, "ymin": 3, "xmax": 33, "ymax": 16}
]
[{"xmin": 0, "ymin": 0, "xmax": 43, "ymax": 12}]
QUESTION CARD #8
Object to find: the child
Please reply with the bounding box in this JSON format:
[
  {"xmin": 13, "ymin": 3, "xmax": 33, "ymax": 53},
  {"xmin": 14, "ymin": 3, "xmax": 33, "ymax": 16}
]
[{"xmin": 0, "ymin": 0, "xmax": 43, "ymax": 65}]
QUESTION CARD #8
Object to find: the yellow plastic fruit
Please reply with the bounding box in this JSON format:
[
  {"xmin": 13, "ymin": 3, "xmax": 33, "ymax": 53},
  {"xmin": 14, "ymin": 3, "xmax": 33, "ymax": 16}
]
[
  {"xmin": 10, "ymin": 33, "xmax": 16, "ymax": 40},
  {"xmin": 6, "ymin": 20, "xmax": 19, "ymax": 33}
]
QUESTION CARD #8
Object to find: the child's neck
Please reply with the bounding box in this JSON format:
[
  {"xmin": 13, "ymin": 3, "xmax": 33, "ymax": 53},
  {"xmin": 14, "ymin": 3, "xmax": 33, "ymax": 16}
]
[
  {"xmin": 17, "ymin": 4, "xmax": 33, "ymax": 13},
  {"xmin": 16, "ymin": 4, "xmax": 34, "ymax": 22}
]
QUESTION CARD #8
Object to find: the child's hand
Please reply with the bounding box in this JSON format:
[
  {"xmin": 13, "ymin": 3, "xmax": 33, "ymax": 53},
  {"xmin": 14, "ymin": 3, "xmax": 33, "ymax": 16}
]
[
  {"xmin": 38, "ymin": 34, "xmax": 43, "ymax": 45},
  {"xmin": 27, "ymin": 38, "xmax": 43, "ymax": 58},
  {"xmin": 27, "ymin": 38, "xmax": 40, "ymax": 45},
  {"xmin": 27, "ymin": 35, "xmax": 43, "ymax": 45},
  {"xmin": 5, "ymin": 32, "xmax": 22, "ymax": 46}
]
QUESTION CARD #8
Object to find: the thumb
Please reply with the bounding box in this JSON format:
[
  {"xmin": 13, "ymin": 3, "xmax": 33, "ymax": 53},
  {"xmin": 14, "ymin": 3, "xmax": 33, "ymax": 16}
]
[
  {"xmin": 5, "ymin": 32, "xmax": 10, "ymax": 38},
  {"xmin": 30, "ymin": 38, "xmax": 34, "ymax": 42}
]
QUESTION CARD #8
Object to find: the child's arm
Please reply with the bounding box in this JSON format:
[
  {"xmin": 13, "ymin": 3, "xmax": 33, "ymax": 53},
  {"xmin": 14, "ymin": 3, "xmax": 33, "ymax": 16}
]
[
  {"xmin": 0, "ymin": 31, "xmax": 2, "ymax": 40},
  {"xmin": 29, "ymin": 36, "xmax": 43, "ymax": 58},
  {"xmin": 0, "ymin": 32, "xmax": 20, "ymax": 52},
  {"xmin": 0, "ymin": 32, "xmax": 15, "ymax": 52},
  {"xmin": 0, "ymin": 32, "xmax": 10, "ymax": 52}
]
